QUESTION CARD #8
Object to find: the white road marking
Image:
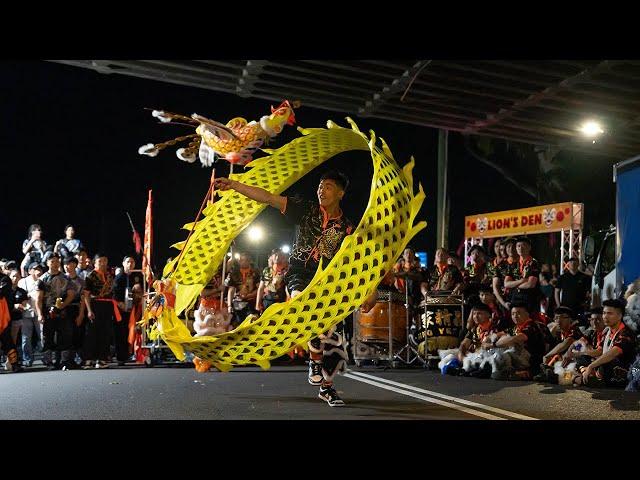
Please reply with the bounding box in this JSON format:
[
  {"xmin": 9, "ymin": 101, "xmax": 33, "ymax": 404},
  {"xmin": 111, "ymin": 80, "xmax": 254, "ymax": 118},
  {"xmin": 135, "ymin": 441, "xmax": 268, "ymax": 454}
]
[
  {"xmin": 343, "ymin": 373, "xmax": 504, "ymax": 420},
  {"xmin": 345, "ymin": 370, "xmax": 537, "ymax": 420}
]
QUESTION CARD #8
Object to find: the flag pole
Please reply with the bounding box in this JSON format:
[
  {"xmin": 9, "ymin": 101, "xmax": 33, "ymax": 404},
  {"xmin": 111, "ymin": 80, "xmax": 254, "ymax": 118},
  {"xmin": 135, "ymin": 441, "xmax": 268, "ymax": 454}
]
[{"xmin": 220, "ymin": 163, "xmax": 234, "ymax": 307}]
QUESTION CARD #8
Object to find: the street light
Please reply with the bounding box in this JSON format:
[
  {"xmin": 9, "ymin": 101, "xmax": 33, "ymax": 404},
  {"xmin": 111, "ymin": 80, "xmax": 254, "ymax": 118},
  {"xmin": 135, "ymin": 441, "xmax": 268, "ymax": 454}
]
[
  {"xmin": 247, "ymin": 225, "xmax": 264, "ymax": 242},
  {"xmin": 281, "ymin": 244, "xmax": 291, "ymax": 254}
]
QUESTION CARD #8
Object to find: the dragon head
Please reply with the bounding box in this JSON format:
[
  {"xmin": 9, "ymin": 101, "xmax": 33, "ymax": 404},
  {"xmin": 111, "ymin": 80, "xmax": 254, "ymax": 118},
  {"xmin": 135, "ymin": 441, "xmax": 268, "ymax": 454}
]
[{"xmin": 260, "ymin": 100, "xmax": 299, "ymax": 137}]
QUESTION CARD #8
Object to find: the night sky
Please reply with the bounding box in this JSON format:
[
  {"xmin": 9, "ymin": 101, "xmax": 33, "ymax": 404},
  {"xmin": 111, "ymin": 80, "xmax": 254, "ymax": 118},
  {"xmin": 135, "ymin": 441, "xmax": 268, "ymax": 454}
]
[{"xmin": 0, "ymin": 61, "xmax": 617, "ymax": 272}]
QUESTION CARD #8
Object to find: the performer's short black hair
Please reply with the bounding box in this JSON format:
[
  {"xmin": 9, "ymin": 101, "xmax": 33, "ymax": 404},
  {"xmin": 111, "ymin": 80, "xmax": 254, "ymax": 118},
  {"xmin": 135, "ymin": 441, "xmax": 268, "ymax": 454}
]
[
  {"xmin": 511, "ymin": 302, "xmax": 530, "ymax": 313},
  {"xmin": 603, "ymin": 299, "xmax": 626, "ymax": 315},
  {"xmin": 589, "ymin": 306, "xmax": 603, "ymax": 315},
  {"xmin": 472, "ymin": 303, "xmax": 492, "ymax": 314},
  {"xmin": 516, "ymin": 236, "xmax": 532, "ymax": 245},
  {"xmin": 320, "ymin": 170, "xmax": 349, "ymax": 191}
]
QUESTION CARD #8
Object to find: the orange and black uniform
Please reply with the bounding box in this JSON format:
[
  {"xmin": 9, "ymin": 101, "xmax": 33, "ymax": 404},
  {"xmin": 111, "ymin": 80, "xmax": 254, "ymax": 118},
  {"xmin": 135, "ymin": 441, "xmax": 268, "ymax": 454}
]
[
  {"xmin": 463, "ymin": 262, "xmax": 491, "ymax": 298},
  {"xmin": 578, "ymin": 323, "xmax": 636, "ymax": 387},
  {"xmin": 487, "ymin": 302, "xmax": 511, "ymax": 332},
  {"xmin": 0, "ymin": 274, "xmax": 20, "ymax": 370},
  {"xmin": 507, "ymin": 256, "xmax": 541, "ymax": 314},
  {"xmin": 493, "ymin": 258, "xmax": 515, "ymax": 298},
  {"xmin": 426, "ymin": 263, "xmax": 463, "ymax": 292},
  {"xmin": 280, "ymin": 195, "xmax": 354, "ymax": 382},
  {"xmin": 282, "ymin": 196, "xmax": 353, "ymax": 292},
  {"xmin": 464, "ymin": 319, "xmax": 501, "ymax": 352},
  {"xmin": 486, "ymin": 256, "xmax": 505, "ymax": 279},
  {"xmin": 598, "ymin": 323, "xmax": 636, "ymax": 366},
  {"xmin": 513, "ymin": 319, "xmax": 547, "ymax": 375}
]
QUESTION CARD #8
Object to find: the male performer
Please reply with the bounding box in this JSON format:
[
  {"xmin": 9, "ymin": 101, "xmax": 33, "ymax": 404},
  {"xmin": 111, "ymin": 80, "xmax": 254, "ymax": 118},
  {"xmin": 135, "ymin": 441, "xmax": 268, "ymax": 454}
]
[{"xmin": 215, "ymin": 170, "xmax": 353, "ymax": 407}]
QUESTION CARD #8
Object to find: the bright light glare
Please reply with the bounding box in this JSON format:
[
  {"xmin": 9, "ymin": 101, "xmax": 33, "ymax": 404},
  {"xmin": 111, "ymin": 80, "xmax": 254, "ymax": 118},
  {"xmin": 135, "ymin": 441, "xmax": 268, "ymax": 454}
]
[
  {"xmin": 234, "ymin": 253, "xmax": 240, "ymax": 260},
  {"xmin": 281, "ymin": 244, "xmax": 291, "ymax": 254},
  {"xmin": 580, "ymin": 121, "xmax": 604, "ymax": 137},
  {"xmin": 247, "ymin": 226, "xmax": 264, "ymax": 242}
]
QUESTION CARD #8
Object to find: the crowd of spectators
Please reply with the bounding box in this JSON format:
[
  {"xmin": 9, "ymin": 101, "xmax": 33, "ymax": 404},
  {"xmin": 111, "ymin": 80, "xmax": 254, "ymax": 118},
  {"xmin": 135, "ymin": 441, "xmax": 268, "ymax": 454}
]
[
  {"xmin": 0, "ymin": 224, "xmax": 143, "ymax": 372},
  {"xmin": 3, "ymin": 224, "xmax": 639, "ymax": 391}
]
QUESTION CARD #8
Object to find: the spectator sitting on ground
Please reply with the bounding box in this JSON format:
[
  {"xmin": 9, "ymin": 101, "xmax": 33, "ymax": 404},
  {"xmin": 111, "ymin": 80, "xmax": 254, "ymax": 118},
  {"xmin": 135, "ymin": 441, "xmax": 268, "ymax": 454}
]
[
  {"xmin": 20, "ymin": 224, "xmax": 54, "ymax": 276},
  {"xmin": 534, "ymin": 306, "xmax": 582, "ymax": 382},
  {"xmin": 490, "ymin": 303, "xmax": 548, "ymax": 381},
  {"xmin": 573, "ymin": 299, "xmax": 636, "ymax": 388},
  {"xmin": 560, "ymin": 307, "xmax": 605, "ymax": 369},
  {"xmin": 448, "ymin": 303, "xmax": 505, "ymax": 377},
  {"xmin": 54, "ymin": 225, "xmax": 85, "ymax": 260}
]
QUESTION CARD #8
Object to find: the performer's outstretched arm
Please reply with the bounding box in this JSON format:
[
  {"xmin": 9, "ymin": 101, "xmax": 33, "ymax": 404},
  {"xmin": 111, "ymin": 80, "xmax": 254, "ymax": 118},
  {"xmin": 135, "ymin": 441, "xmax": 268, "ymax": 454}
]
[{"xmin": 214, "ymin": 178, "xmax": 286, "ymax": 212}]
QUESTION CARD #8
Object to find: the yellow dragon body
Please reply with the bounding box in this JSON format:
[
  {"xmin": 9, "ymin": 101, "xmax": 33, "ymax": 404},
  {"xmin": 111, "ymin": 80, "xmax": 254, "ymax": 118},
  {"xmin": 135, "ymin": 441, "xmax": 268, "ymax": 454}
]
[{"xmin": 144, "ymin": 118, "xmax": 426, "ymax": 372}]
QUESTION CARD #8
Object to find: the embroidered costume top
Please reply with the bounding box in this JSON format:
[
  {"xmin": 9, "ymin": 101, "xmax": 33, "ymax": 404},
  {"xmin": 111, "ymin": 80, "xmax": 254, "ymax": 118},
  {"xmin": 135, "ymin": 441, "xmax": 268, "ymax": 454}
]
[{"xmin": 280, "ymin": 195, "xmax": 354, "ymax": 273}]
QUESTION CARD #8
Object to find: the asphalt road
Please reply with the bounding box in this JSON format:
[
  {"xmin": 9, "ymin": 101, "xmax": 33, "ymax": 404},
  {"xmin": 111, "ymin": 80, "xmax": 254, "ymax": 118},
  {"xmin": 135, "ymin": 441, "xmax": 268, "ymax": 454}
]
[{"xmin": 1, "ymin": 364, "xmax": 639, "ymax": 420}]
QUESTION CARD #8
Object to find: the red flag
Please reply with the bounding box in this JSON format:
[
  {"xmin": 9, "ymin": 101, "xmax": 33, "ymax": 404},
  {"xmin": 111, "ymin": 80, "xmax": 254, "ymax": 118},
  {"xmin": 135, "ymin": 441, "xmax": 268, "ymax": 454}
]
[
  {"xmin": 143, "ymin": 190, "xmax": 153, "ymax": 285},
  {"xmin": 126, "ymin": 212, "xmax": 142, "ymax": 255},
  {"xmin": 133, "ymin": 230, "xmax": 142, "ymax": 255}
]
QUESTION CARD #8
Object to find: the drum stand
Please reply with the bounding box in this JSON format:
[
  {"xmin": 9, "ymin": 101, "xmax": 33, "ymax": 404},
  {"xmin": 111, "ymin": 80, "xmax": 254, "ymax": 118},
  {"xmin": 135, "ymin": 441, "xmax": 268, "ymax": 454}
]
[{"xmin": 393, "ymin": 286, "xmax": 427, "ymax": 367}]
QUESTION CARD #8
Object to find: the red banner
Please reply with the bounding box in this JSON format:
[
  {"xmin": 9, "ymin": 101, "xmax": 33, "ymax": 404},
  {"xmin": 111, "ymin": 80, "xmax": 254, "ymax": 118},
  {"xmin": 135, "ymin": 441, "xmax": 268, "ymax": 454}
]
[{"xmin": 143, "ymin": 189, "xmax": 153, "ymax": 286}]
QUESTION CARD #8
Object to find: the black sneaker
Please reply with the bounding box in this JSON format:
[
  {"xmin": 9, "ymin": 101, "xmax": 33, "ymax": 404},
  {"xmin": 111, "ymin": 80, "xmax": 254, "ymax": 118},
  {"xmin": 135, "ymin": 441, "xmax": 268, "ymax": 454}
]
[
  {"xmin": 318, "ymin": 385, "xmax": 345, "ymax": 407},
  {"xmin": 308, "ymin": 361, "xmax": 323, "ymax": 386}
]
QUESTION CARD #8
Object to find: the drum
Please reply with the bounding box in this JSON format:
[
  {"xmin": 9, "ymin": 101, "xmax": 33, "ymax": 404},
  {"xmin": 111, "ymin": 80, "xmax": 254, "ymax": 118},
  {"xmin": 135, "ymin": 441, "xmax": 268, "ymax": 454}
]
[
  {"xmin": 419, "ymin": 293, "xmax": 464, "ymax": 356},
  {"xmin": 355, "ymin": 290, "xmax": 407, "ymax": 345}
]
